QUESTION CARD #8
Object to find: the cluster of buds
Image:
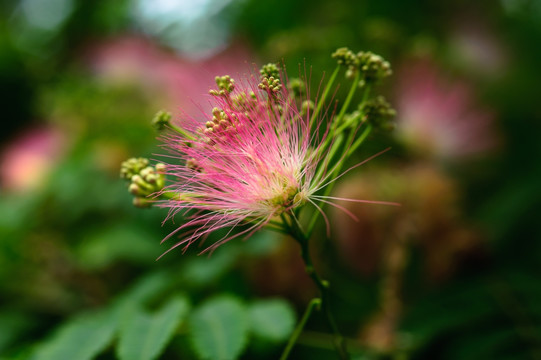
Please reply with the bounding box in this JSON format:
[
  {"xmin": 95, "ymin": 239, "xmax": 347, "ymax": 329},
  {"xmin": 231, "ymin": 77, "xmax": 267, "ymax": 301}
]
[
  {"xmin": 260, "ymin": 63, "xmax": 280, "ymax": 79},
  {"xmin": 202, "ymin": 107, "xmax": 241, "ymax": 145},
  {"xmin": 361, "ymin": 96, "xmax": 396, "ymax": 131},
  {"xmin": 258, "ymin": 76, "xmax": 281, "ymax": 94},
  {"xmin": 357, "ymin": 51, "xmax": 392, "ymax": 84},
  {"xmin": 120, "ymin": 157, "xmax": 166, "ymax": 208},
  {"xmin": 205, "ymin": 108, "xmax": 238, "ymax": 133},
  {"xmin": 258, "ymin": 63, "xmax": 282, "ymax": 95},
  {"xmin": 332, "ymin": 47, "xmax": 392, "ymax": 85},
  {"xmin": 332, "ymin": 47, "xmax": 359, "ymax": 78},
  {"xmin": 209, "ymin": 75, "xmax": 235, "ymax": 97}
]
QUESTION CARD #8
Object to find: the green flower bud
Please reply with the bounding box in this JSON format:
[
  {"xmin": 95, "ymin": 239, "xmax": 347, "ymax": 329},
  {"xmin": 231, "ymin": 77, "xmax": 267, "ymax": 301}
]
[
  {"xmin": 301, "ymin": 100, "xmax": 315, "ymax": 116},
  {"xmin": 155, "ymin": 163, "xmax": 166, "ymax": 172},
  {"xmin": 129, "ymin": 183, "xmax": 141, "ymax": 196},
  {"xmin": 288, "ymin": 77, "xmax": 304, "ymax": 98},
  {"xmin": 151, "ymin": 110, "xmax": 172, "ymax": 131}
]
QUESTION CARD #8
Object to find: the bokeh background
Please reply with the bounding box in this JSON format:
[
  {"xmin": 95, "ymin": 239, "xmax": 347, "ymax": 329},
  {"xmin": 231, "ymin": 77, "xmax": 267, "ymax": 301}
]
[{"xmin": 1, "ymin": 0, "xmax": 541, "ymax": 359}]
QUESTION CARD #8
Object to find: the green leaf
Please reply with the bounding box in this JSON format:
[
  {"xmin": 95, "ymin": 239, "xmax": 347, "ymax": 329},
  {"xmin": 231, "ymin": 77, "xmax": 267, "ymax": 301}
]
[
  {"xmin": 77, "ymin": 224, "xmax": 160, "ymax": 270},
  {"xmin": 241, "ymin": 230, "xmax": 281, "ymax": 256},
  {"xmin": 190, "ymin": 296, "xmax": 249, "ymax": 360},
  {"xmin": 0, "ymin": 311, "xmax": 34, "ymax": 353},
  {"xmin": 117, "ymin": 296, "xmax": 190, "ymax": 360},
  {"xmin": 31, "ymin": 310, "xmax": 117, "ymax": 360},
  {"xmin": 181, "ymin": 246, "xmax": 239, "ymax": 287},
  {"xmin": 248, "ymin": 299, "xmax": 296, "ymax": 342},
  {"xmin": 114, "ymin": 271, "xmax": 173, "ymax": 311}
]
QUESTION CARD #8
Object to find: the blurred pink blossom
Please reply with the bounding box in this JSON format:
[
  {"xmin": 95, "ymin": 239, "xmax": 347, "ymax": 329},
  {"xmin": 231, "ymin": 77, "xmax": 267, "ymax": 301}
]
[
  {"xmin": 394, "ymin": 60, "xmax": 498, "ymax": 161},
  {"xmin": 1, "ymin": 127, "xmax": 66, "ymax": 192},
  {"xmin": 85, "ymin": 35, "xmax": 256, "ymax": 115}
]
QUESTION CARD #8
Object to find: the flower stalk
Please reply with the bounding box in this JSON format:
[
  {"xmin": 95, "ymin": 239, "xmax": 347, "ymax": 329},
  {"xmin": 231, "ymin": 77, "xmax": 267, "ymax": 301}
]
[
  {"xmin": 280, "ymin": 212, "xmax": 350, "ymax": 360},
  {"xmin": 279, "ymin": 298, "xmax": 321, "ymax": 360}
]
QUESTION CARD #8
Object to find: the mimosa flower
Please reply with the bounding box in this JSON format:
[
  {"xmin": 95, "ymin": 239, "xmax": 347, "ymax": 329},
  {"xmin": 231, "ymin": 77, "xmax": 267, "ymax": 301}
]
[{"xmin": 157, "ymin": 71, "xmax": 394, "ymax": 254}]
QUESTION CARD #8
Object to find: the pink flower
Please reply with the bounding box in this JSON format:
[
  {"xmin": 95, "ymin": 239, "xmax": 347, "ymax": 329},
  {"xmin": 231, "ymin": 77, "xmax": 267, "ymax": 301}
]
[
  {"xmin": 155, "ymin": 69, "xmax": 400, "ymax": 255},
  {"xmin": 394, "ymin": 60, "xmax": 498, "ymax": 161},
  {"xmin": 86, "ymin": 35, "xmax": 255, "ymax": 114},
  {"xmin": 159, "ymin": 76, "xmax": 320, "ymax": 254},
  {"xmin": 1, "ymin": 127, "xmax": 66, "ymax": 192}
]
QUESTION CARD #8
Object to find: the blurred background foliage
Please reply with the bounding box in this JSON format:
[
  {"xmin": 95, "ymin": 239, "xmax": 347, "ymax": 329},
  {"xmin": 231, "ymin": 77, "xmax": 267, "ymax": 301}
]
[{"xmin": 0, "ymin": 0, "xmax": 540, "ymax": 359}]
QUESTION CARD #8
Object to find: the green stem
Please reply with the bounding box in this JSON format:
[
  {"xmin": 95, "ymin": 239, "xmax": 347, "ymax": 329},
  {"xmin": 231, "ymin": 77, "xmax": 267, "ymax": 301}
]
[
  {"xmin": 311, "ymin": 66, "xmax": 340, "ymax": 127},
  {"xmin": 282, "ymin": 212, "xmax": 349, "ymax": 360},
  {"xmin": 312, "ymin": 70, "xmax": 361, "ymax": 178},
  {"xmin": 360, "ymin": 83, "xmax": 372, "ymax": 104},
  {"xmin": 333, "ymin": 71, "xmax": 361, "ymax": 130},
  {"xmin": 169, "ymin": 123, "xmax": 196, "ymax": 141},
  {"xmin": 313, "ymin": 133, "xmax": 344, "ymax": 185},
  {"xmin": 159, "ymin": 191, "xmax": 180, "ymax": 200},
  {"xmin": 347, "ymin": 124, "xmax": 373, "ymax": 157},
  {"xmin": 335, "ymin": 112, "xmax": 361, "ymax": 134},
  {"xmin": 279, "ymin": 298, "xmax": 321, "ymax": 360},
  {"xmin": 334, "ymin": 83, "xmax": 371, "ymax": 134}
]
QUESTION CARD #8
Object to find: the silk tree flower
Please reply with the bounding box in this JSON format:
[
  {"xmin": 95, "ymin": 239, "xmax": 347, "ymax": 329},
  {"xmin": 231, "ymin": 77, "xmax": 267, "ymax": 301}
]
[{"xmin": 155, "ymin": 71, "xmax": 393, "ymax": 255}]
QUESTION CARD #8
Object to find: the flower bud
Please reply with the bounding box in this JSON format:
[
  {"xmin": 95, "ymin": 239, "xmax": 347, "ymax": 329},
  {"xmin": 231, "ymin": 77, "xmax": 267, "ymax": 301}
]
[
  {"xmin": 151, "ymin": 110, "xmax": 172, "ymax": 131},
  {"xmin": 129, "ymin": 183, "xmax": 141, "ymax": 196},
  {"xmin": 288, "ymin": 77, "xmax": 304, "ymax": 98},
  {"xmin": 301, "ymin": 100, "xmax": 314, "ymax": 116}
]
